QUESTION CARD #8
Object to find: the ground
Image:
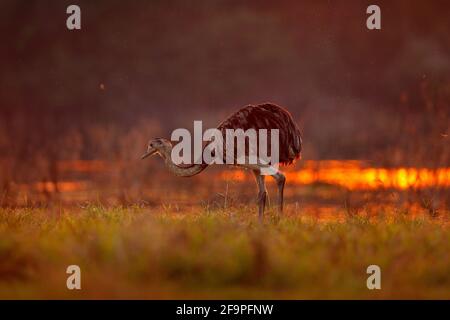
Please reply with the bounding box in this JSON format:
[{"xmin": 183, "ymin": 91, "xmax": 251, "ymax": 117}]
[{"xmin": 0, "ymin": 204, "xmax": 449, "ymax": 299}]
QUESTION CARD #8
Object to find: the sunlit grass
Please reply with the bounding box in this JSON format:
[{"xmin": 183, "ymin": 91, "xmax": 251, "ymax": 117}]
[{"xmin": 0, "ymin": 205, "xmax": 449, "ymax": 299}]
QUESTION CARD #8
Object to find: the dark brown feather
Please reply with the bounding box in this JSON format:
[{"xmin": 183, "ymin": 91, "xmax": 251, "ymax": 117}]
[{"xmin": 216, "ymin": 103, "xmax": 302, "ymax": 165}]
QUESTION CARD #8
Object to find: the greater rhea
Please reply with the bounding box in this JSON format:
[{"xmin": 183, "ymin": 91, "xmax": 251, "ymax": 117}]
[{"xmin": 142, "ymin": 103, "xmax": 302, "ymax": 220}]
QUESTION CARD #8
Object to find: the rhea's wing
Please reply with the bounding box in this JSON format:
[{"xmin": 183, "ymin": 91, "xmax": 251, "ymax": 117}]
[{"xmin": 217, "ymin": 103, "xmax": 302, "ymax": 165}]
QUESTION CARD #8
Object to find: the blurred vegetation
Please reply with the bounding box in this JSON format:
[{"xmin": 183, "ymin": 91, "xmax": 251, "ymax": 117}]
[{"xmin": 0, "ymin": 205, "xmax": 449, "ymax": 299}]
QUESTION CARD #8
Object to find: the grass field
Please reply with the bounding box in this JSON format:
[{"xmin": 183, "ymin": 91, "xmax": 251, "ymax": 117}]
[{"xmin": 0, "ymin": 204, "xmax": 449, "ymax": 299}]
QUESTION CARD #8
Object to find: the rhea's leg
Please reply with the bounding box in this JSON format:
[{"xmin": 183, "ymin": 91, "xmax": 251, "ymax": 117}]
[
  {"xmin": 253, "ymin": 170, "xmax": 267, "ymax": 221},
  {"xmin": 272, "ymin": 171, "xmax": 286, "ymax": 213}
]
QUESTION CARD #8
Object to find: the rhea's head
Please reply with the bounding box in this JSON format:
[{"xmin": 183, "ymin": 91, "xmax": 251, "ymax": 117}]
[{"xmin": 141, "ymin": 138, "xmax": 172, "ymax": 159}]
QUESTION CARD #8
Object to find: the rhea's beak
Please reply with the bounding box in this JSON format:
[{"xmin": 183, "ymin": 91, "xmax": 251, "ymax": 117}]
[{"xmin": 141, "ymin": 147, "xmax": 156, "ymax": 159}]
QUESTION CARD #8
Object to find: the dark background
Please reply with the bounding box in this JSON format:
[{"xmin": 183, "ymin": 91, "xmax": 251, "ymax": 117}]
[{"xmin": 0, "ymin": 0, "xmax": 448, "ymax": 201}]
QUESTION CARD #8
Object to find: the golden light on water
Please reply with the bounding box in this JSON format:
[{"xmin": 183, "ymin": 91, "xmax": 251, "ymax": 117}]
[
  {"xmin": 18, "ymin": 160, "xmax": 450, "ymax": 194},
  {"xmin": 33, "ymin": 181, "xmax": 89, "ymax": 193},
  {"xmin": 222, "ymin": 161, "xmax": 450, "ymax": 190}
]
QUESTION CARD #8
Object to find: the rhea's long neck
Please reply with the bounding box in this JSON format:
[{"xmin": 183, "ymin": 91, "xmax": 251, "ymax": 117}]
[{"xmin": 161, "ymin": 148, "xmax": 208, "ymax": 177}]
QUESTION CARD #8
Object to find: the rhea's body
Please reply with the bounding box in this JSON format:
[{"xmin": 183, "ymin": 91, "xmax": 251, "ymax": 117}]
[{"xmin": 142, "ymin": 103, "xmax": 302, "ymax": 220}]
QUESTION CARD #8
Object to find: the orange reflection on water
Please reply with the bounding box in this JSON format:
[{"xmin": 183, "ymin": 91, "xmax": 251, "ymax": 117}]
[
  {"xmin": 222, "ymin": 161, "xmax": 450, "ymax": 190},
  {"xmin": 33, "ymin": 181, "xmax": 88, "ymax": 193}
]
